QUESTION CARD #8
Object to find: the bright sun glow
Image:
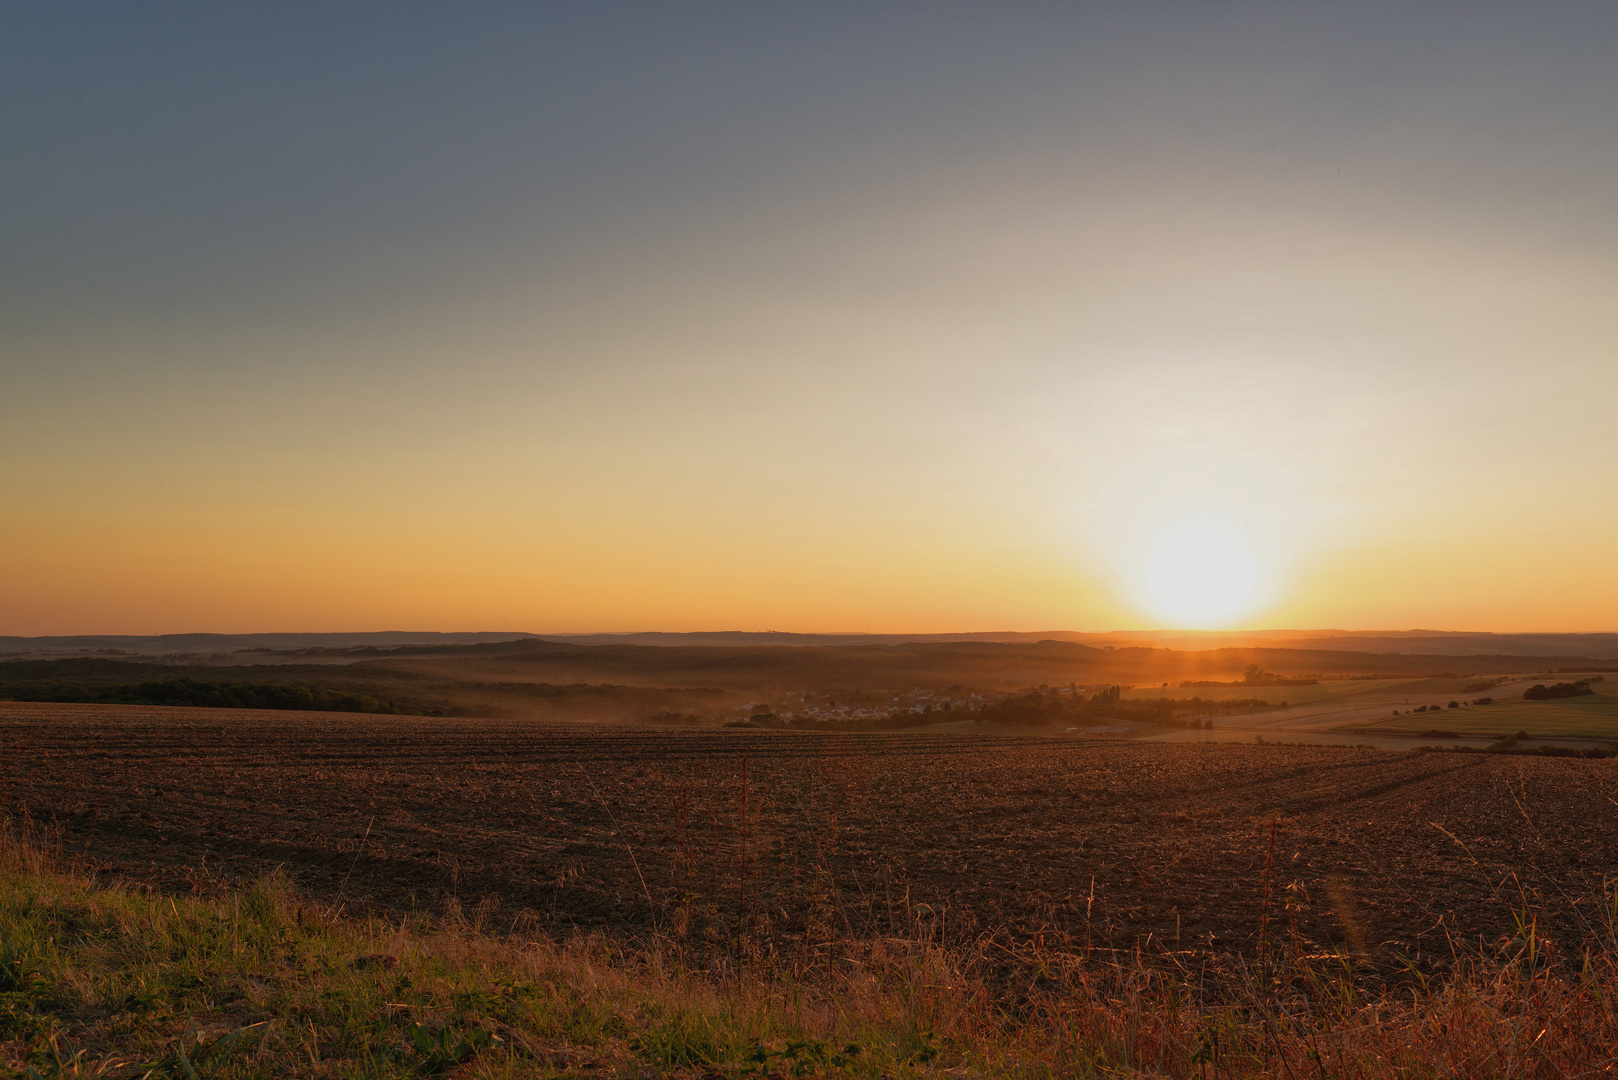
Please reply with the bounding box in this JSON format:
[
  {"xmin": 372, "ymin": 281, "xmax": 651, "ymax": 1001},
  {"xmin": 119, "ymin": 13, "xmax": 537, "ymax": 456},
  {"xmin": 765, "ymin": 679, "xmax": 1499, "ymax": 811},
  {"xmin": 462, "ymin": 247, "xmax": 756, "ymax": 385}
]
[{"xmin": 1143, "ymin": 516, "xmax": 1260, "ymax": 627}]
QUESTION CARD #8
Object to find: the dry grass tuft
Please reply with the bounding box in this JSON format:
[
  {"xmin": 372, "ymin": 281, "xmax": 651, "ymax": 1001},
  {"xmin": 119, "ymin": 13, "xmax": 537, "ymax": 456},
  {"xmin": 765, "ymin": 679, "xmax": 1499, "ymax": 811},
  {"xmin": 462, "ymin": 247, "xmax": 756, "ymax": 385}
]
[{"xmin": 4, "ymin": 812, "xmax": 1618, "ymax": 1077}]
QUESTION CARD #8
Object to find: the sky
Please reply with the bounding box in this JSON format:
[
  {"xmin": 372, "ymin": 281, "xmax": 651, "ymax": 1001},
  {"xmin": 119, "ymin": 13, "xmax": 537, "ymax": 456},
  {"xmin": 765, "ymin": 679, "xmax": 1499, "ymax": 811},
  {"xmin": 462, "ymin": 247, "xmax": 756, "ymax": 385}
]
[{"xmin": 4, "ymin": 3, "xmax": 1617, "ymax": 636}]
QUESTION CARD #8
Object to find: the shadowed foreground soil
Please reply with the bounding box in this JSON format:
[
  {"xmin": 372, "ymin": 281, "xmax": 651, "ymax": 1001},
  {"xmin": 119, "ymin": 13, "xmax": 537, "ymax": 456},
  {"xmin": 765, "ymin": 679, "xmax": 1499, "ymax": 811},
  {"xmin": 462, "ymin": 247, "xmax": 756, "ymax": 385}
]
[{"xmin": 7, "ymin": 701, "xmax": 1616, "ymax": 969}]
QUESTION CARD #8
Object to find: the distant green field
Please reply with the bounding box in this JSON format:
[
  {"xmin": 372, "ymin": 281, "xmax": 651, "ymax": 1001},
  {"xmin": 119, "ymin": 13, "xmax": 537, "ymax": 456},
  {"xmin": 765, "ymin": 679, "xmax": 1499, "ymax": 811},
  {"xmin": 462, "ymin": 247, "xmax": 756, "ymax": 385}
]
[
  {"xmin": 1339, "ymin": 685, "xmax": 1618, "ymax": 739},
  {"xmin": 1125, "ymin": 679, "xmax": 1410, "ymax": 705}
]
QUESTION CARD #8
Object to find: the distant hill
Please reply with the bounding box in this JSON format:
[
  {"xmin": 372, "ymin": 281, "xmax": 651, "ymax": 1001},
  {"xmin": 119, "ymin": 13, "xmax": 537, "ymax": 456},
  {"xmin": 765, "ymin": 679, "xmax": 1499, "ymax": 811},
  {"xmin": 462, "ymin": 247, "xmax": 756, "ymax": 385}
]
[
  {"xmin": 0, "ymin": 631, "xmax": 546, "ymax": 658},
  {"xmin": 3, "ymin": 628, "xmax": 1615, "ymax": 659},
  {"xmin": 5, "ymin": 635, "xmax": 1614, "ymax": 724},
  {"xmin": 547, "ymin": 630, "xmax": 1618, "ymax": 658},
  {"xmin": 1080, "ymin": 630, "xmax": 1618, "ymax": 658},
  {"xmin": 537, "ymin": 630, "xmax": 1093, "ymax": 648}
]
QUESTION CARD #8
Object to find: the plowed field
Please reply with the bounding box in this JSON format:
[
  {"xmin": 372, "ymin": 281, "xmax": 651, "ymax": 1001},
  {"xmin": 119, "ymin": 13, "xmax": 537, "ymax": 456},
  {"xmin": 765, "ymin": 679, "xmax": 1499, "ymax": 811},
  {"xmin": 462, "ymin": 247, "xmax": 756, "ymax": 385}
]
[{"xmin": 7, "ymin": 701, "xmax": 1616, "ymax": 967}]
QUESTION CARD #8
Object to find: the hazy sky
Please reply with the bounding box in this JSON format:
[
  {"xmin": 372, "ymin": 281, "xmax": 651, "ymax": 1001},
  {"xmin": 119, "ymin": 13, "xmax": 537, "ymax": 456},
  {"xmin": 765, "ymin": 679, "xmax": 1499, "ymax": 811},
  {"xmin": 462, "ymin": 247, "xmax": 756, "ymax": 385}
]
[{"xmin": 5, "ymin": 3, "xmax": 1617, "ymax": 635}]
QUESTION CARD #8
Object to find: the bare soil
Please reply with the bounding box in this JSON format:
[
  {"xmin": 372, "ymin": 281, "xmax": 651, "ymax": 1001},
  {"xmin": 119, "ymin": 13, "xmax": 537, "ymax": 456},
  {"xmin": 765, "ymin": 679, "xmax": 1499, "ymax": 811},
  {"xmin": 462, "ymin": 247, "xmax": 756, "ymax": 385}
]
[{"xmin": 7, "ymin": 701, "xmax": 1616, "ymax": 969}]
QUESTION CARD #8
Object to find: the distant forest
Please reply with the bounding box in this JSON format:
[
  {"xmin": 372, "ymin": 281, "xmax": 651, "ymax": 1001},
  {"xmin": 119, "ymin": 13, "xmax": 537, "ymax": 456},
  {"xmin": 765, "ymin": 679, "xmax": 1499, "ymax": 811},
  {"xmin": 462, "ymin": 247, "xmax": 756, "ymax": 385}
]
[
  {"xmin": 0, "ymin": 677, "xmax": 409, "ymax": 714},
  {"xmin": 0, "ymin": 657, "xmax": 724, "ymax": 721},
  {"xmin": 968, "ymin": 686, "xmax": 1275, "ymax": 728},
  {"xmin": 2, "ymin": 642, "xmax": 1611, "ymax": 725}
]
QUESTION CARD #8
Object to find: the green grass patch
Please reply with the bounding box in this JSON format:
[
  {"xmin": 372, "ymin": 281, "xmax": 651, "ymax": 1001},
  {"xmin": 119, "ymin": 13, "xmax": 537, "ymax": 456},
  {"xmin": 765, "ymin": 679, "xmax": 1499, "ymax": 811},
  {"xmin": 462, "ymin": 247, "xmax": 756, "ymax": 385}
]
[
  {"xmin": 1338, "ymin": 684, "xmax": 1618, "ymax": 739},
  {"xmin": 1339, "ymin": 704, "xmax": 1618, "ymax": 739},
  {"xmin": 1543, "ymin": 686, "xmax": 1618, "ymax": 713},
  {"xmin": 0, "ymin": 820, "xmax": 1030, "ymax": 1079}
]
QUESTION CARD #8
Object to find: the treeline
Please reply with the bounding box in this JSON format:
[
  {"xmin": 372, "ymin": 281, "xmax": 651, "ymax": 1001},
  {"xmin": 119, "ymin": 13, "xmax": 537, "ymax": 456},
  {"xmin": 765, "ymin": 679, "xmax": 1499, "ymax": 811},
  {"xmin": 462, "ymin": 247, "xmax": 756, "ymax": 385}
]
[
  {"xmin": 0, "ymin": 678, "xmax": 411, "ymax": 715},
  {"xmin": 1523, "ymin": 678, "xmax": 1601, "ymax": 700},
  {"xmin": 724, "ymin": 712, "xmax": 950, "ymax": 732},
  {"xmin": 1181, "ymin": 665, "xmax": 1318, "ymax": 689},
  {"xmin": 971, "ymin": 686, "xmax": 1274, "ymax": 728}
]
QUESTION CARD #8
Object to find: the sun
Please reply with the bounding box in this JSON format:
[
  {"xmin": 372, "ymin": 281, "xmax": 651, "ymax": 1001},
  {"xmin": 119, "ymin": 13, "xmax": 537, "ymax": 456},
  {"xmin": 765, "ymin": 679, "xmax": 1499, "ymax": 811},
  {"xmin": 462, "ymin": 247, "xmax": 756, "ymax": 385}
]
[{"xmin": 1142, "ymin": 516, "xmax": 1260, "ymax": 627}]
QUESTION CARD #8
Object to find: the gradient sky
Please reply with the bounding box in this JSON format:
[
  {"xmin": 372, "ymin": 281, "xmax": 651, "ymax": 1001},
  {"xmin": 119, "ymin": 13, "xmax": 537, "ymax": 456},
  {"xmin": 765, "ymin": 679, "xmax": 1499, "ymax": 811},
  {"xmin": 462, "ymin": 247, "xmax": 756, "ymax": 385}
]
[{"xmin": 5, "ymin": 3, "xmax": 1617, "ymax": 635}]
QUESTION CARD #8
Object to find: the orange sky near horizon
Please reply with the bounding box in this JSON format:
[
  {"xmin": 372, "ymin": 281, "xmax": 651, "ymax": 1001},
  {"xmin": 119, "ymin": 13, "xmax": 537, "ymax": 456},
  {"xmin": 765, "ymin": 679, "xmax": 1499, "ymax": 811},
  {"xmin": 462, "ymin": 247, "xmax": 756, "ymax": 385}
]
[{"xmin": 4, "ymin": 6, "xmax": 1617, "ymax": 638}]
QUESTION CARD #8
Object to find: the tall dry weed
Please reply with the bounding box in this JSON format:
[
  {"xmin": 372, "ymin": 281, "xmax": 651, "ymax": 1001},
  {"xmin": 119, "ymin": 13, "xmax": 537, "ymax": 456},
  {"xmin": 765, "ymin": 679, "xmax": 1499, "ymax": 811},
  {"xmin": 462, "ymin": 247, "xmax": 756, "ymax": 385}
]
[{"xmin": 6, "ymin": 806, "xmax": 1618, "ymax": 1078}]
